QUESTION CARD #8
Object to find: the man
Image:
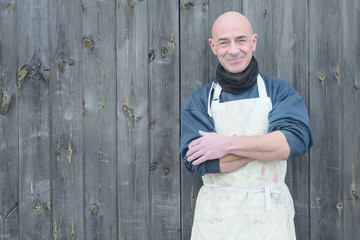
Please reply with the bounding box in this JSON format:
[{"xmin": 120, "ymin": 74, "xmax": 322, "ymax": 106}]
[{"xmin": 180, "ymin": 12, "xmax": 313, "ymax": 239}]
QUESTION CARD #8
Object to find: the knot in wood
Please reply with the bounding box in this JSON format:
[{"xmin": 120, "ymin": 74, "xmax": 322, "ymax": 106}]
[
  {"xmin": 148, "ymin": 50, "xmax": 155, "ymax": 62},
  {"xmin": 67, "ymin": 144, "xmax": 72, "ymax": 164},
  {"xmin": 1, "ymin": 89, "xmax": 11, "ymax": 111},
  {"xmin": 7, "ymin": 3, "xmax": 14, "ymax": 10},
  {"xmin": 336, "ymin": 202, "xmax": 343, "ymax": 214},
  {"xmin": 161, "ymin": 47, "xmax": 168, "ymax": 57},
  {"xmin": 90, "ymin": 204, "xmax": 98, "ymax": 213},
  {"xmin": 82, "ymin": 39, "xmax": 94, "ymax": 50},
  {"xmin": 201, "ymin": 5, "xmax": 207, "ymax": 12},
  {"xmin": 69, "ymin": 59, "xmax": 75, "ymax": 65},
  {"xmin": 128, "ymin": 0, "xmax": 136, "ymax": 7},
  {"xmin": 47, "ymin": 202, "xmax": 52, "ymax": 213},
  {"xmin": 182, "ymin": 1, "xmax": 193, "ymax": 11},
  {"xmin": 352, "ymin": 189, "xmax": 358, "ymax": 199},
  {"xmin": 121, "ymin": 103, "xmax": 132, "ymax": 118},
  {"xmin": 17, "ymin": 68, "xmax": 28, "ymax": 86},
  {"xmin": 163, "ymin": 166, "xmax": 170, "ymax": 174},
  {"xmin": 149, "ymin": 162, "xmax": 157, "ymax": 171},
  {"xmin": 319, "ymin": 74, "xmax": 325, "ymax": 82},
  {"xmin": 34, "ymin": 202, "xmax": 43, "ymax": 214}
]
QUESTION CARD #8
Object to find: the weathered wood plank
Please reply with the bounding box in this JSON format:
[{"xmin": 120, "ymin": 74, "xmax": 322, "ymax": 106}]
[
  {"xmin": 0, "ymin": 1, "xmax": 18, "ymax": 239},
  {"xmin": 309, "ymin": 0, "xmax": 343, "ymax": 239},
  {"xmin": 17, "ymin": 0, "xmax": 51, "ymax": 239},
  {"xmin": 272, "ymin": 1, "xmax": 310, "ymax": 239},
  {"xmin": 148, "ymin": 0, "xmax": 181, "ymax": 239},
  {"xmin": 342, "ymin": 0, "xmax": 360, "ymax": 239},
  {"xmin": 81, "ymin": 0, "xmax": 118, "ymax": 239},
  {"xmin": 49, "ymin": 1, "xmax": 84, "ymax": 239},
  {"xmin": 179, "ymin": 1, "xmax": 210, "ymax": 238},
  {"xmin": 116, "ymin": 1, "xmax": 150, "ymax": 239}
]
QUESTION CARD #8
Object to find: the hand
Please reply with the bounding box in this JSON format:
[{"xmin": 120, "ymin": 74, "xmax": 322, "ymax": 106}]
[
  {"xmin": 220, "ymin": 154, "xmax": 251, "ymax": 173},
  {"xmin": 187, "ymin": 130, "xmax": 229, "ymax": 165}
]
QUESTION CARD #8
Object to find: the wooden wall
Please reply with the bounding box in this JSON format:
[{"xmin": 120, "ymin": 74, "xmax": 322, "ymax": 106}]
[{"xmin": 0, "ymin": 0, "xmax": 359, "ymax": 239}]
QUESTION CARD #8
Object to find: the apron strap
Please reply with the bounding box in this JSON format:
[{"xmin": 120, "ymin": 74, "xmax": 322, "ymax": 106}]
[
  {"xmin": 203, "ymin": 182, "xmax": 284, "ymax": 211},
  {"xmin": 207, "ymin": 82, "xmax": 216, "ymax": 117},
  {"xmin": 207, "ymin": 74, "xmax": 268, "ymax": 117},
  {"xmin": 257, "ymin": 75, "xmax": 268, "ymax": 98},
  {"xmin": 207, "ymin": 82, "xmax": 222, "ymax": 117}
]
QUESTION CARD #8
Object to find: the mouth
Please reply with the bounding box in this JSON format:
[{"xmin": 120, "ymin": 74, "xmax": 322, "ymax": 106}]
[{"xmin": 226, "ymin": 57, "xmax": 243, "ymax": 64}]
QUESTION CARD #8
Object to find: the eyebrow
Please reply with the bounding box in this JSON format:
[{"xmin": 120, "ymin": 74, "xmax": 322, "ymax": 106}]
[{"xmin": 217, "ymin": 35, "xmax": 247, "ymax": 43}]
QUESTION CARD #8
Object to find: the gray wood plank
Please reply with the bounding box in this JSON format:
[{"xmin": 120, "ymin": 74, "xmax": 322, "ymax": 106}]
[
  {"xmin": 82, "ymin": 0, "xmax": 118, "ymax": 239},
  {"xmin": 0, "ymin": 1, "xmax": 18, "ymax": 239},
  {"xmin": 272, "ymin": 1, "xmax": 310, "ymax": 239},
  {"xmin": 342, "ymin": 0, "xmax": 360, "ymax": 239},
  {"xmin": 180, "ymin": 1, "xmax": 211, "ymax": 239},
  {"xmin": 116, "ymin": 1, "xmax": 150, "ymax": 239},
  {"xmin": 148, "ymin": 0, "xmax": 181, "ymax": 239},
  {"xmin": 17, "ymin": 0, "xmax": 51, "ymax": 239},
  {"xmin": 49, "ymin": 1, "xmax": 84, "ymax": 239},
  {"xmin": 309, "ymin": 0, "xmax": 343, "ymax": 239}
]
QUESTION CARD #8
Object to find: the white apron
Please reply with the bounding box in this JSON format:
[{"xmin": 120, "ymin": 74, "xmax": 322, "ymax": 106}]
[{"xmin": 191, "ymin": 75, "xmax": 296, "ymax": 240}]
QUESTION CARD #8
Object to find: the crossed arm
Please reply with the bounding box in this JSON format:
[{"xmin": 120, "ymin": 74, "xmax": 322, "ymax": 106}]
[{"xmin": 186, "ymin": 130, "xmax": 290, "ymax": 173}]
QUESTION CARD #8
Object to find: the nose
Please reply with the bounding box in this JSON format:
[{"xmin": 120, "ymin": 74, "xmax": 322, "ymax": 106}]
[{"xmin": 228, "ymin": 41, "xmax": 240, "ymax": 55}]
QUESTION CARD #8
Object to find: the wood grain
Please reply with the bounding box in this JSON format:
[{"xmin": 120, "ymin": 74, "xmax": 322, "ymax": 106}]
[
  {"xmin": 17, "ymin": 0, "xmax": 51, "ymax": 239},
  {"xmin": 49, "ymin": 0, "xmax": 84, "ymax": 239},
  {"xmin": 309, "ymin": 0, "xmax": 343, "ymax": 239},
  {"xmin": 116, "ymin": 1, "xmax": 150, "ymax": 239},
  {"xmin": 0, "ymin": 1, "xmax": 18, "ymax": 239},
  {"xmin": 148, "ymin": 0, "xmax": 181, "ymax": 239},
  {"xmin": 82, "ymin": 0, "xmax": 118, "ymax": 239},
  {"xmin": 0, "ymin": 1, "xmax": 358, "ymax": 239}
]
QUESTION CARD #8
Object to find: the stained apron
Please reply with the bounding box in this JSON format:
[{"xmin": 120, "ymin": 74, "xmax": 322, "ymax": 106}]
[{"xmin": 191, "ymin": 75, "xmax": 296, "ymax": 240}]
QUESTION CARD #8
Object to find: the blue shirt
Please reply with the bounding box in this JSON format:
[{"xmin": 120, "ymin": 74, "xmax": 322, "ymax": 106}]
[{"xmin": 180, "ymin": 74, "xmax": 314, "ymax": 176}]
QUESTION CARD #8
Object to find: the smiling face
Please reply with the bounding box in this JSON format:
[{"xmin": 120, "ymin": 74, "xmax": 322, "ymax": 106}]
[{"xmin": 209, "ymin": 12, "xmax": 258, "ymax": 74}]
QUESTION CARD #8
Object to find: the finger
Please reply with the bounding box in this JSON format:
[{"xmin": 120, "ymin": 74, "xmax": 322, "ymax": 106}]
[
  {"xmin": 188, "ymin": 138, "xmax": 200, "ymax": 149},
  {"xmin": 186, "ymin": 145, "xmax": 198, "ymax": 158},
  {"xmin": 199, "ymin": 130, "xmax": 209, "ymax": 136},
  {"xmin": 187, "ymin": 150, "xmax": 203, "ymax": 162},
  {"xmin": 193, "ymin": 156, "xmax": 207, "ymax": 165}
]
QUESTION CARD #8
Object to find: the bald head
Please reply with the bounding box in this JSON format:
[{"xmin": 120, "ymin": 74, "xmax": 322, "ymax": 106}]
[
  {"xmin": 208, "ymin": 12, "xmax": 257, "ymax": 74},
  {"xmin": 212, "ymin": 12, "xmax": 254, "ymax": 39}
]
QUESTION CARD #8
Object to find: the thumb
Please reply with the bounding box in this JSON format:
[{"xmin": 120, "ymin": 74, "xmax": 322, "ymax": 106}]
[{"xmin": 199, "ymin": 130, "xmax": 208, "ymax": 136}]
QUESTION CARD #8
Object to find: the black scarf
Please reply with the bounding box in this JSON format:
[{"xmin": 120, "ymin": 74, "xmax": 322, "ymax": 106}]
[{"xmin": 216, "ymin": 56, "xmax": 259, "ymax": 94}]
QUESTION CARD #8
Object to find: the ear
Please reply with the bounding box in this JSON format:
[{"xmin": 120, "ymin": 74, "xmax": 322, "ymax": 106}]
[
  {"xmin": 208, "ymin": 38, "xmax": 217, "ymax": 55},
  {"xmin": 252, "ymin": 34, "xmax": 258, "ymax": 52}
]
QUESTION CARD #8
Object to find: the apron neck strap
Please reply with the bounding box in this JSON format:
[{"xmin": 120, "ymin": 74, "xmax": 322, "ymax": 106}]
[
  {"xmin": 257, "ymin": 75, "xmax": 268, "ymax": 98},
  {"xmin": 207, "ymin": 74, "xmax": 268, "ymax": 117}
]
